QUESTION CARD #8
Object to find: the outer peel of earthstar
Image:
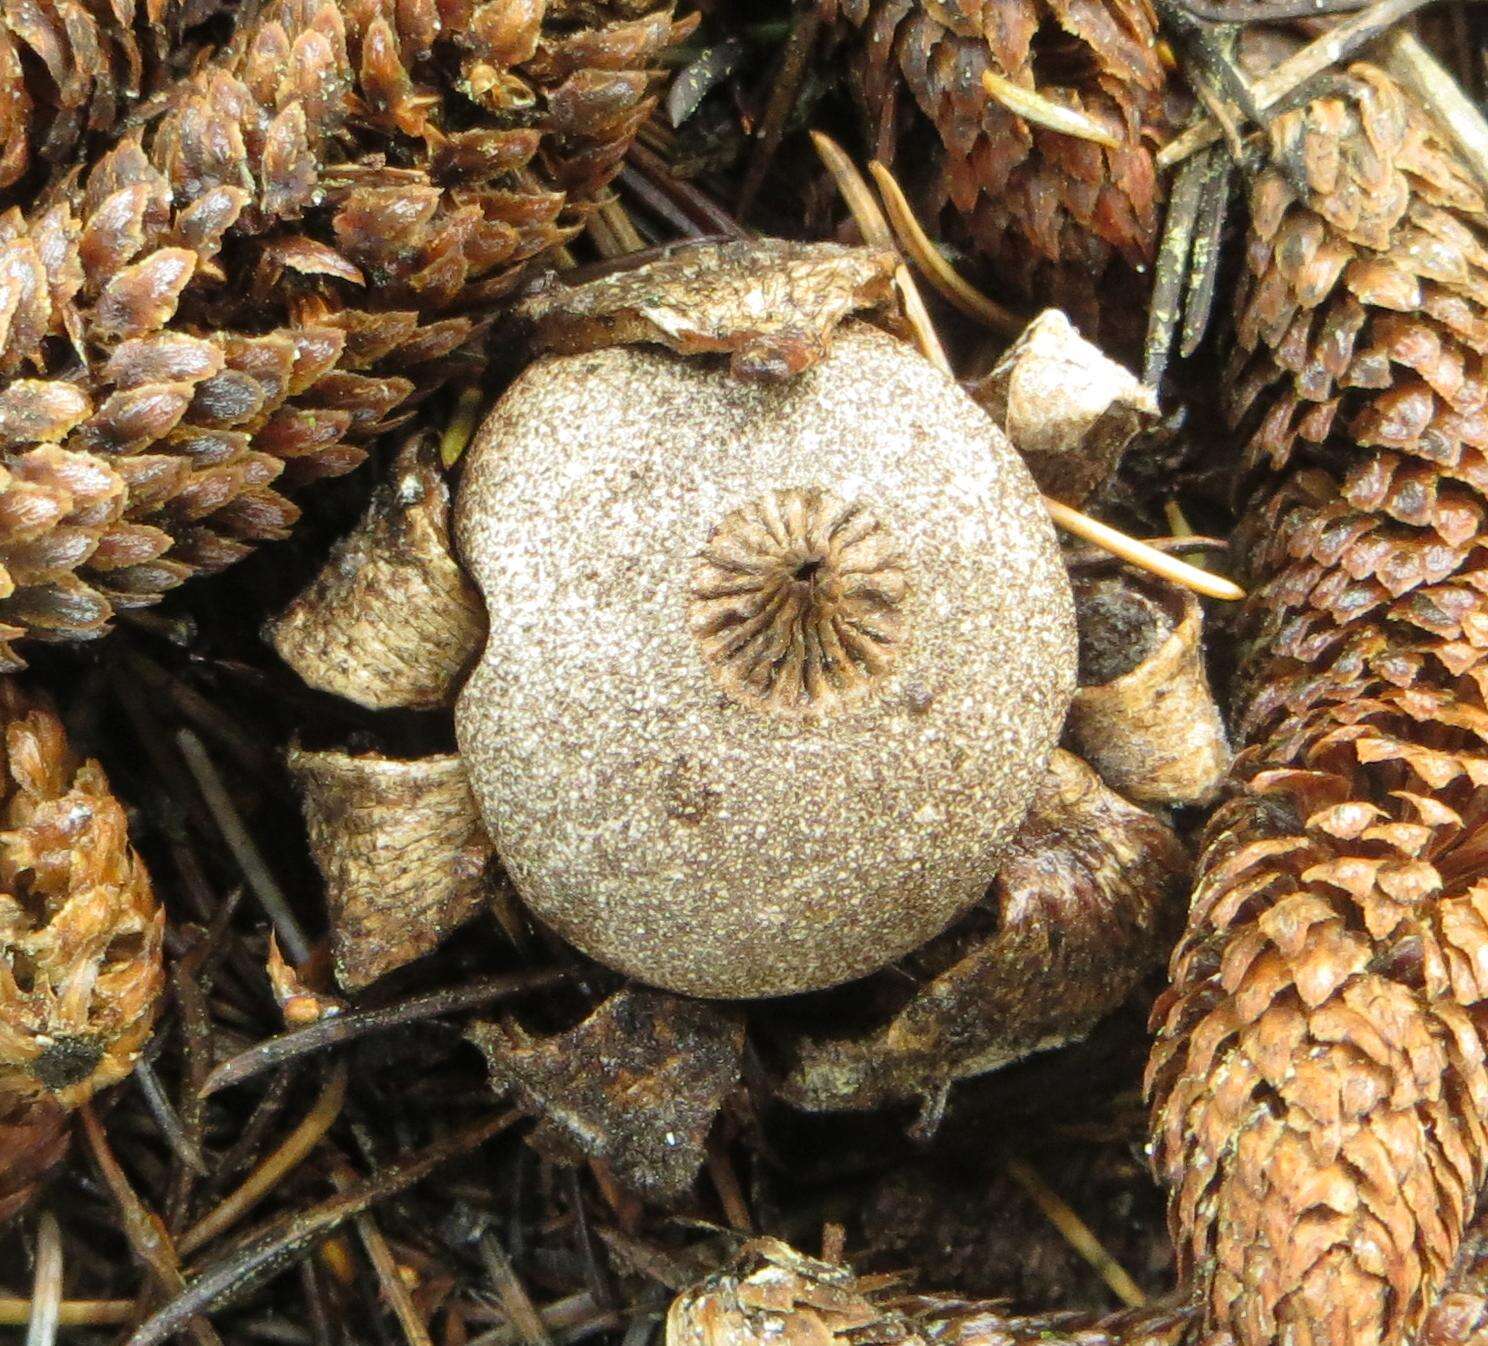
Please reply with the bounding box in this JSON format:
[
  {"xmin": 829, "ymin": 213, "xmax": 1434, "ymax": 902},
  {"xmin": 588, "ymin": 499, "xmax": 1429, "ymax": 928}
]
[{"xmin": 454, "ymin": 322, "xmax": 1077, "ymax": 998}]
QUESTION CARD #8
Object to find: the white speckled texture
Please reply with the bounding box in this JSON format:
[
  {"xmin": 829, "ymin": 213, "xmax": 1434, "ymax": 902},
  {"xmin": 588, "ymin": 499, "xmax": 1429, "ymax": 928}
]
[{"xmin": 454, "ymin": 323, "xmax": 1077, "ymax": 998}]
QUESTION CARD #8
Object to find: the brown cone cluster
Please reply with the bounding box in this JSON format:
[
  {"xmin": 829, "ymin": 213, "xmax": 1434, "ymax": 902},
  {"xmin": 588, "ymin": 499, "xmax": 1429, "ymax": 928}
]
[
  {"xmin": 1147, "ymin": 64, "xmax": 1488, "ymax": 1346},
  {"xmin": 0, "ymin": 679, "xmax": 163, "ymax": 1217},
  {"xmin": 0, "ymin": 0, "xmax": 679, "ymax": 668},
  {"xmin": 831, "ymin": 0, "xmax": 1168, "ymax": 324}
]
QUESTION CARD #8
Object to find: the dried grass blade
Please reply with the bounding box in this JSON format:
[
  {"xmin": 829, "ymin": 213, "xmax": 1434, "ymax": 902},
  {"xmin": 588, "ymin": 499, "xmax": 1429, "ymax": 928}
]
[
  {"xmin": 867, "ymin": 161, "xmax": 1024, "ymax": 334},
  {"xmin": 808, "ymin": 132, "xmax": 950, "ymax": 373},
  {"xmin": 1004, "ymin": 1158, "xmax": 1146, "ymax": 1308}
]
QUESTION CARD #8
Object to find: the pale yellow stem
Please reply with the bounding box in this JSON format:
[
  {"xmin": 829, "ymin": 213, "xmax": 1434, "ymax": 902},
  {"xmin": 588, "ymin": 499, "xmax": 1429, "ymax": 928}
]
[
  {"xmin": 980, "ymin": 70, "xmax": 1120, "ymax": 148},
  {"xmin": 0, "ymin": 1299, "xmax": 135, "ymax": 1327},
  {"xmin": 1047, "ymin": 499, "xmax": 1244, "ymax": 601}
]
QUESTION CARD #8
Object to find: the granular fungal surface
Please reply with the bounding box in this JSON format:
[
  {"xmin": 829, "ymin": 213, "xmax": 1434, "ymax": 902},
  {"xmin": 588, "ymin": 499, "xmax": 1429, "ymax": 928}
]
[{"xmin": 454, "ymin": 324, "xmax": 1076, "ymax": 998}]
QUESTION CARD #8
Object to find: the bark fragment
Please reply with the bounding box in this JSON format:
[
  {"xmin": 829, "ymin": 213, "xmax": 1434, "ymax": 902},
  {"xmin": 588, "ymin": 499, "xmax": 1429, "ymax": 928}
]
[
  {"xmin": 268, "ymin": 442, "xmax": 485, "ymax": 711},
  {"xmin": 469, "ymin": 988, "xmax": 745, "ymax": 1202},
  {"xmin": 1069, "ymin": 574, "xmax": 1231, "ymax": 806},
  {"xmin": 779, "ymin": 750, "xmax": 1187, "ymax": 1111},
  {"xmin": 518, "ymin": 239, "xmax": 899, "ymax": 380},
  {"xmin": 288, "ymin": 746, "xmax": 495, "ymax": 990}
]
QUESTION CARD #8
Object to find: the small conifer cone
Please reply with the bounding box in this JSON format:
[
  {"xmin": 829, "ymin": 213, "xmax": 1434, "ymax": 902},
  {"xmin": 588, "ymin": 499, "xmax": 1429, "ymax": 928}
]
[
  {"xmin": 831, "ymin": 0, "xmax": 1167, "ymax": 325},
  {"xmin": 0, "ymin": 0, "xmax": 679, "ymax": 668},
  {"xmin": 0, "ymin": 679, "xmax": 163, "ymax": 1106},
  {"xmin": 1147, "ymin": 65, "xmax": 1488, "ymax": 1346},
  {"xmin": 0, "ymin": 679, "xmax": 163, "ymax": 1219}
]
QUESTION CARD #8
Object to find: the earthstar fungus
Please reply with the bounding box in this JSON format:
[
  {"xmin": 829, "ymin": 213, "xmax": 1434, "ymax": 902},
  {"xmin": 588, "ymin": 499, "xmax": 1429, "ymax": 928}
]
[{"xmin": 277, "ymin": 239, "xmax": 1079, "ymax": 999}]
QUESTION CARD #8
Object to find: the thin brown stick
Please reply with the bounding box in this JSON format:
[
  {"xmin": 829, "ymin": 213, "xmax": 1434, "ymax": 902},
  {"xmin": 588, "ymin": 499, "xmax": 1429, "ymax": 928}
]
[
  {"xmin": 737, "ymin": 0, "xmax": 824, "ymax": 217},
  {"xmin": 598, "ymin": 197, "xmax": 646, "ymax": 255},
  {"xmin": 626, "ymin": 142, "xmax": 750, "ymax": 239},
  {"xmin": 706, "ymin": 1146, "xmax": 753, "ymax": 1233},
  {"xmin": 79, "ymin": 1103, "xmax": 223, "ymax": 1346},
  {"xmin": 465, "ymin": 1292, "xmax": 613, "ymax": 1346},
  {"xmin": 1190, "ymin": 73, "xmax": 1249, "ymax": 162},
  {"xmin": 134, "ymin": 1057, "xmax": 207, "ymax": 1177},
  {"xmin": 617, "ymin": 164, "xmax": 707, "ymax": 240},
  {"xmin": 176, "ymin": 728, "xmax": 314, "ymax": 966},
  {"xmin": 332, "ymin": 1161, "xmax": 435, "ymax": 1346},
  {"xmin": 178, "ymin": 1065, "xmax": 349, "ymax": 1257},
  {"xmin": 198, "ymin": 1068, "xmax": 297, "ymax": 1203},
  {"xmin": 202, "ymin": 969, "xmax": 569, "ymax": 1096},
  {"xmin": 127, "ymin": 1110, "xmax": 523, "ymax": 1346},
  {"xmin": 480, "ymin": 1231, "xmax": 554, "ymax": 1346},
  {"xmin": 123, "ymin": 650, "xmax": 274, "ymax": 779}
]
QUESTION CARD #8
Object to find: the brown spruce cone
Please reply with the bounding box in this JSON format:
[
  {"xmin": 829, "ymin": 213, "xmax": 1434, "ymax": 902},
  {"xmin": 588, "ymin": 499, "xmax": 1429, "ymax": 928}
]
[
  {"xmin": 0, "ymin": 0, "xmax": 679, "ymax": 668},
  {"xmin": 831, "ymin": 0, "xmax": 1168, "ymax": 326},
  {"xmin": 0, "ymin": 0, "xmax": 219, "ymax": 193},
  {"xmin": 1147, "ymin": 64, "xmax": 1488, "ymax": 1346},
  {"xmin": 0, "ymin": 679, "xmax": 163, "ymax": 1219},
  {"xmin": 664, "ymin": 1226, "xmax": 1488, "ymax": 1346},
  {"xmin": 0, "ymin": 678, "xmax": 163, "ymax": 1105}
]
